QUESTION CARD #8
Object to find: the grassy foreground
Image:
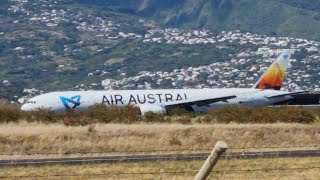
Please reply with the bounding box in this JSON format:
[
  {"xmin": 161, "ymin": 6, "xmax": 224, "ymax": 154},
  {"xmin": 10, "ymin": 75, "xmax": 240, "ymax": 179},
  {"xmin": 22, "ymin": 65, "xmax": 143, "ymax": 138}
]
[
  {"xmin": 1, "ymin": 157, "xmax": 320, "ymax": 179},
  {"xmin": 0, "ymin": 123, "xmax": 319, "ymax": 158}
]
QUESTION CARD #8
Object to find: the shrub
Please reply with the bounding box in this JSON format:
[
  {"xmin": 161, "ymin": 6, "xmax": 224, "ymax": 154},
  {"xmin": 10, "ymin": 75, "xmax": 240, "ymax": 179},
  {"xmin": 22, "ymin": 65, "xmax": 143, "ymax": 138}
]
[
  {"xmin": 203, "ymin": 106, "xmax": 251, "ymax": 123},
  {"xmin": 277, "ymin": 106, "xmax": 315, "ymax": 124},
  {"xmin": 25, "ymin": 109, "xmax": 60, "ymax": 123},
  {"xmin": 84, "ymin": 104, "xmax": 114, "ymax": 123},
  {"xmin": 168, "ymin": 107, "xmax": 189, "ymax": 116},
  {"xmin": 63, "ymin": 109, "xmax": 93, "ymax": 126},
  {"xmin": 83, "ymin": 104, "xmax": 141, "ymax": 124},
  {"xmin": 143, "ymin": 112, "xmax": 167, "ymax": 123},
  {"xmin": 202, "ymin": 106, "xmax": 316, "ymax": 124},
  {"xmin": 0, "ymin": 100, "xmax": 21, "ymax": 123},
  {"xmin": 0, "ymin": 108, "xmax": 21, "ymax": 123},
  {"xmin": 176, "ymin": 115, "xmax": 192, "ymax": 124},
  {"xmin": 246, "ymin": 106, "xmax": 277, "ymax": 123},
  {"xmin": 116, "ymin": 105, "xmax": 141, "ymax": 123}
]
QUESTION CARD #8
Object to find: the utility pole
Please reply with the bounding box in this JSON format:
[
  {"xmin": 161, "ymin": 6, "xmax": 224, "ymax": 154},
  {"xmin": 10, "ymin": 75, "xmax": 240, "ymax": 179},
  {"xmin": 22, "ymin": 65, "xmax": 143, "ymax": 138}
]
[{"xmin": 194, "ymin": 141, "xmax": 228, "ymax": 180}]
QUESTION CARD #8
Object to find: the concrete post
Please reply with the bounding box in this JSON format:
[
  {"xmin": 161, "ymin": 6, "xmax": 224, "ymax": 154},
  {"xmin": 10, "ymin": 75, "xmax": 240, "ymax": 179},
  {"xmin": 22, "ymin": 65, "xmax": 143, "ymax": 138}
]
[{"xmin": 194, "ymin": 141, "xmax": 228, "ymax": 180}]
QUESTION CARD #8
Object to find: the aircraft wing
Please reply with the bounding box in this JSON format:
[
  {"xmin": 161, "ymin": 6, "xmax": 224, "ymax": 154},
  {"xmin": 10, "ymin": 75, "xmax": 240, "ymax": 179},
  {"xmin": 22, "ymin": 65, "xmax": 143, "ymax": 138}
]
[
  {"xmin": 265, "ymin": 91, "xmax": 308, "ymax": 98},
  {"xmin": 164, "ymin": 95, "xmax": 236, "ymax": 109}
]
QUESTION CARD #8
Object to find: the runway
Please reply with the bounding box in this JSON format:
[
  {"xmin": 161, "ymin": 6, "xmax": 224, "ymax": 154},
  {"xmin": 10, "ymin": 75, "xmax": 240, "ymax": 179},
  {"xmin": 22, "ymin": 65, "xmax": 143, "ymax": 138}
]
[{"xmin": 1, "ymin": 149, "xmax": 319, "ymax": 167}]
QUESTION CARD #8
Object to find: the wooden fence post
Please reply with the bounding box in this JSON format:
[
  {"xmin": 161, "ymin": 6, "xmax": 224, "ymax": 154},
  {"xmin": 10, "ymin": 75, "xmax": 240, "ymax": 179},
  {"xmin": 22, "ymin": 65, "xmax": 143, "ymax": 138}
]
[{"xmin": 194, "ymin": 140, "xmax": 228, "ymax": 180}]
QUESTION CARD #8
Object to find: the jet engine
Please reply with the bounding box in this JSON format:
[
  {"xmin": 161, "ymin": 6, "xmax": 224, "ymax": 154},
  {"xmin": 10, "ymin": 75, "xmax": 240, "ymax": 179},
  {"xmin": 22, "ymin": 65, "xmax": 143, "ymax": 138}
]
[{"xmin": 138, "ymin": 104, "xmax": 167, "ymax": 115}]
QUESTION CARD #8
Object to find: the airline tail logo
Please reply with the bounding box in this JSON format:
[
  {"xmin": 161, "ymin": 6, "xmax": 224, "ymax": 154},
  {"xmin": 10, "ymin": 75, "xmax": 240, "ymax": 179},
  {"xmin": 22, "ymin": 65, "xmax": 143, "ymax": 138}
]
[
  {"xmin": 254, "ymin": 50, "xmax": 292, "ymax": 90},
  {"xmin": 60, "ymin": 95, "xmax": 81, "ymax": 109}
]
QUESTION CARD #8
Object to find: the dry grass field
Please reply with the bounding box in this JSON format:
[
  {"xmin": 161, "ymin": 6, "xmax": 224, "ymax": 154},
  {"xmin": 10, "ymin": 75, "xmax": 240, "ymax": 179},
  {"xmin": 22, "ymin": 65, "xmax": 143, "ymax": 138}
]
[
  {"xmin": 0, "ymin": 122, "xmax": 319, "ymax": 159},
  {"xmin": 0, "ymin": 157, "xmax": 319, "ymax": 179},
  {"xmin": 0, "ymin": 122, "xmax": 319, "ymax": 179}
]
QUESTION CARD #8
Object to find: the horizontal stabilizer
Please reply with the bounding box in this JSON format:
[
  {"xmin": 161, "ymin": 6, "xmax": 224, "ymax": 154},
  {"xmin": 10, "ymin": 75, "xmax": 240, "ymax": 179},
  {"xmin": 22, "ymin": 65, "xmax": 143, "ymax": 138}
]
[{"xmin": 266, "ymin": 91, "xmax": 308, "ymax": 98}]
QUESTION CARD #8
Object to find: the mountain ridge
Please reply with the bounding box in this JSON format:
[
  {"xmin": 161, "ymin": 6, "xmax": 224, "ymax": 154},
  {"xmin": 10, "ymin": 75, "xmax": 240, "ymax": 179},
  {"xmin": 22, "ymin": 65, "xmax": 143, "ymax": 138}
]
[{"xmin": 75, "ymin": 0, "xmax": 320, "ymax": 40}]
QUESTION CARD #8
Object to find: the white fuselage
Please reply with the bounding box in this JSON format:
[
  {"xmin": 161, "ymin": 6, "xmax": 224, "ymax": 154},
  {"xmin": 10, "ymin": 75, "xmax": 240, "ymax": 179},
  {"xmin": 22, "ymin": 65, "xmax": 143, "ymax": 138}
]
[
  {"xmin": 21, "ymin": 88, "xmax": 293, "ymax": 112},
  {"xmin": 21, "ymin": 50, "xmax": 296, "ymax": 113}
]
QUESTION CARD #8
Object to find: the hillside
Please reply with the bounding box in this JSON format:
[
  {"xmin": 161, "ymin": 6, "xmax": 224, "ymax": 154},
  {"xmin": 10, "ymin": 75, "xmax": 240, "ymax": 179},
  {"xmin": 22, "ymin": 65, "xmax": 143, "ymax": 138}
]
[
  {"xmin": 76, "ymin": 0, "xmax": 320, "ymax": 40},
  {"xmin": 0, "ymin": 0, "xmax": 319, "ymax": 101}
]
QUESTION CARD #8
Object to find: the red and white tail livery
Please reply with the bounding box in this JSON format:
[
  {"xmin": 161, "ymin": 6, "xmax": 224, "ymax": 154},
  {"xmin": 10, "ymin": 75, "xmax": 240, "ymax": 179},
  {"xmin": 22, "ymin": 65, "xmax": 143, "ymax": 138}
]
[{"xmin": 254, "ymin": 49, "xmax": 291, "ymax": 90}]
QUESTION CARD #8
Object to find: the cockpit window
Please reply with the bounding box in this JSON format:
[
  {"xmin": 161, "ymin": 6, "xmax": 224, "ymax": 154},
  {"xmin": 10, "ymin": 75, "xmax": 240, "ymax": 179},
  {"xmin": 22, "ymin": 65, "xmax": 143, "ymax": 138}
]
[{"xmin": 27, "ymin": 101, "xmax": 36, "ymax": 104}]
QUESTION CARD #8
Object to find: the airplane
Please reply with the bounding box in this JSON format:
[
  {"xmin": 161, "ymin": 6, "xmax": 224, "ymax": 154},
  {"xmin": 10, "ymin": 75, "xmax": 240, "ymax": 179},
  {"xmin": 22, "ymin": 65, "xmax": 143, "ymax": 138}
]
[{"xmin": 21, "ymin": 49, "xmax": 303, "ymax": 114}]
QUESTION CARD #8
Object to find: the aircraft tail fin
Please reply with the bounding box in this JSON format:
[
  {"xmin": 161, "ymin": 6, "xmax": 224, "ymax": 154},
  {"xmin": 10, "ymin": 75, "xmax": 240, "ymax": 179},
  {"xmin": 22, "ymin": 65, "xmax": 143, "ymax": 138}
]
[{"xmin": 253, "ymin": 49, "xmax": 292, "ymax": 90}]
